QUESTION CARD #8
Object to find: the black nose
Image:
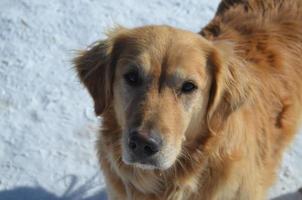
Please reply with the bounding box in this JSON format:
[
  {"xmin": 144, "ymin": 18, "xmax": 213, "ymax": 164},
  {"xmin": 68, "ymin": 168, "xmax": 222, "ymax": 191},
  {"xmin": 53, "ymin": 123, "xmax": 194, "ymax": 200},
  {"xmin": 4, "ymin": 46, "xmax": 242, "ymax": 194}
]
[{"xmin": 128, "ymin": 131, "xmax": 162, "ymax": 158}]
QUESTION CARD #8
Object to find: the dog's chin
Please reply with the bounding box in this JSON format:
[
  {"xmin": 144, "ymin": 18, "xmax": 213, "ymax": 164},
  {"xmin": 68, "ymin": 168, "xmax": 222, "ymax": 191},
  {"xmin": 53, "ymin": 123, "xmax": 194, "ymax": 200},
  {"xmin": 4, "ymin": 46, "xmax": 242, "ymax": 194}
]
[
  {"xmin": 122, "ymin": 157, "xmax": 159, "ymax": 170},
  {"xmin": 122, "ymin": 155, "xmax": 174, "ymax": 171},
  {"xmin": 132, "ymin": 163, "xmax": 159, "ymax": 170}
]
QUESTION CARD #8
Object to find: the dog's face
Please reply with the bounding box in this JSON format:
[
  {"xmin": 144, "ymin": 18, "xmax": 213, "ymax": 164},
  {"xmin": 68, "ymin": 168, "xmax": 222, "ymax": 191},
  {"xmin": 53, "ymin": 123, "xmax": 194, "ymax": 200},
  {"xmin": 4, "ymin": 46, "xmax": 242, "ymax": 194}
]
[
  {"xmin": 113, "ymin": 27, "xmax": 213, "ymax": 170},
  {"xmin": 75, "ymin": 26, "xmax": 242, "ymax": 170}
]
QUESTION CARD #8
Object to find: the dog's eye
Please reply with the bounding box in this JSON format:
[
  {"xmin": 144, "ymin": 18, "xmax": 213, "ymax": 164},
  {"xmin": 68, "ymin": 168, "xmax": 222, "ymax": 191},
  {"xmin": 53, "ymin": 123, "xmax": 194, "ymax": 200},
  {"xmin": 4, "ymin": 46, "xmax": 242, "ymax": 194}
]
[
  {"xmin": 124, "ymin": 70, "xmax": 141, "ymax": 86},
  {"xmin": 181, "ymin": 81, "xmax": 197, "ymax": 93}
]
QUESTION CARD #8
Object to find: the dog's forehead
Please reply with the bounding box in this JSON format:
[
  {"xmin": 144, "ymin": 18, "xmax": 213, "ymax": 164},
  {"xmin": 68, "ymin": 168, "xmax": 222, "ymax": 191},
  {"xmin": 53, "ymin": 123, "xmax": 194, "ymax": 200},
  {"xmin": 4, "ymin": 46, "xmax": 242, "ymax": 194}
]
[
  {"xmin": 118, "ymin": 26, "xmax": 209, "ymax": 78},
  {"xmin": 165, "ymin": 44, "xmax": 207, "ymax": 75}
]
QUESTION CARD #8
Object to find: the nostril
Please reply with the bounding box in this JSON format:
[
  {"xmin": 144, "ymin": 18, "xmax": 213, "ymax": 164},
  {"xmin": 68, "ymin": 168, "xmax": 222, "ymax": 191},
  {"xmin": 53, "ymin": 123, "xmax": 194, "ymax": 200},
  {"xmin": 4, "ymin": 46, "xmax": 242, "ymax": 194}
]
[
  {"xmin": 129, "ymin": 141, "xmax": 137, "ymax": 150},
  {"xmin": 128, "ymin": 134, "xmax": 138, "ymax": 150},
  {"xmin": 143, "ymin": 140, "xmax": 160, "ymax": 156},
  {"xmin": 144, "ymin": 145, "xmax": 157, "ymax": 156}
]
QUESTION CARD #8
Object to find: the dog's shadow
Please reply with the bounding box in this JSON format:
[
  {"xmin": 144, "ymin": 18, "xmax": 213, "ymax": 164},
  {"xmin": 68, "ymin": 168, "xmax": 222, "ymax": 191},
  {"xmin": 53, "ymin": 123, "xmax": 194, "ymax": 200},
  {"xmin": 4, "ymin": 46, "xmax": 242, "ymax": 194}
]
[
  {"xmin": 0, "ymin": 187, "xmax": 107, "ymax": 200},
  {"xmin": 271, "ymin": 188, "xmax": 302, "ymax": 200},
  {"xmin": 0, "ymin": 175, "xmax": 107, "ymax": 200}
]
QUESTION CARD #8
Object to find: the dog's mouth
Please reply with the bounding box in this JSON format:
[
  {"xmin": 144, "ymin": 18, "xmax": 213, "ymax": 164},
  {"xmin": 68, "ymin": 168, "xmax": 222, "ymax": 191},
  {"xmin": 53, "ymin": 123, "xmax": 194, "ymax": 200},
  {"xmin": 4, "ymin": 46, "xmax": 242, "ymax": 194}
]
[
  {"xmin": 122, "ymin": 156, "xmax": 160, "ymax": 170},
  {"xmin": 122, "ymin": 150, "xmax": 162, "ymax": 170},
  {"xmin": 122, "ymin": 146, "xmax": 178, "ymax": 170}
]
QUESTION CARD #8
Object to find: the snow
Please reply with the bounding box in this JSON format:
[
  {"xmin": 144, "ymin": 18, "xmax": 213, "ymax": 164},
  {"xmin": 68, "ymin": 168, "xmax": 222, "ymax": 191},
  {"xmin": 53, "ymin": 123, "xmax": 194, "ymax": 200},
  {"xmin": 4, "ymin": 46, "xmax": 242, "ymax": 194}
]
[{"xmin": 0, "ymin": 0, "xmax": 301, "ymax": 199}]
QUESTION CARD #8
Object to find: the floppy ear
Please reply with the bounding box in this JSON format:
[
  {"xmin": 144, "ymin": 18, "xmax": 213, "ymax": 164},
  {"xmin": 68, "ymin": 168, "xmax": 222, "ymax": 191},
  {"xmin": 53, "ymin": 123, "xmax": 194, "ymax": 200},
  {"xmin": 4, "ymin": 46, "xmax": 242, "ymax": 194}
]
[
  {"xmin": 74, "ymin": 40, "xmax": 113, "ymax": 115},
  {"xmin": 206, "ymin": 41, "xmax": 251, "ymax": 134},
  {"xmin": 74, "ymin": 27, "xmax": 128, "ymax": 116}
]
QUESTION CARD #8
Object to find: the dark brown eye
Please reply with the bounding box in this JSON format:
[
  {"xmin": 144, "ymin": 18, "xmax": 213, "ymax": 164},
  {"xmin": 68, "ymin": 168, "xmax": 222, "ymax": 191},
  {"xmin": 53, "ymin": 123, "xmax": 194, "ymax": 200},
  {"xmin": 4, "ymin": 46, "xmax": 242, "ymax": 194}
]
[
  {"xmin": 124, "ymin": 70, "xmax": 141, "ymax": 86},
  {"xmin": 181, "ymin": 81, "xmax": 197, "ymax": 93}
]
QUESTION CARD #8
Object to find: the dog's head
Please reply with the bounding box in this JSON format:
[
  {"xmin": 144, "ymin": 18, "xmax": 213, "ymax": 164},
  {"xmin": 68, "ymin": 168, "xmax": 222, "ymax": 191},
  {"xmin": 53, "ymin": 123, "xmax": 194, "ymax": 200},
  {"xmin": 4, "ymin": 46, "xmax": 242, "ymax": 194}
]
[{"xmin": 74, "ymin": 25, "xmax": 247, "ymax": 170}]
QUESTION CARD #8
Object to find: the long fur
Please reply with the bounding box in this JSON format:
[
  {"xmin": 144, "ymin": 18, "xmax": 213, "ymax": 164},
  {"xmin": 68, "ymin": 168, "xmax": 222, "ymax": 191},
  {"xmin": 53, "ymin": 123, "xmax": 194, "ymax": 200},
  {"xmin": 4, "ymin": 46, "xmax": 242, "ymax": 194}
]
[{"xmin": 74, "ymin": 0, "xmax": 302, "ymax": 199}]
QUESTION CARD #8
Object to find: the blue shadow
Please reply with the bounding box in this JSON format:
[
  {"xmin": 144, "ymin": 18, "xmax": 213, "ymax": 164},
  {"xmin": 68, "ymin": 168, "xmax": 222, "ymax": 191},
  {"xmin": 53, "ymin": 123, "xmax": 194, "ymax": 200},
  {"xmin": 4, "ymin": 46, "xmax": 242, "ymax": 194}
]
[
  {"xmin": 0, "ymin": 175, "xmax": 107, "ymax": 200},
  {"xmin": 0, "ymin": 187, "xmax": 107, "ymax": 200},
  {"xmin": 272, "ymin": 188, "xmax": 302, "ymax": 200}
]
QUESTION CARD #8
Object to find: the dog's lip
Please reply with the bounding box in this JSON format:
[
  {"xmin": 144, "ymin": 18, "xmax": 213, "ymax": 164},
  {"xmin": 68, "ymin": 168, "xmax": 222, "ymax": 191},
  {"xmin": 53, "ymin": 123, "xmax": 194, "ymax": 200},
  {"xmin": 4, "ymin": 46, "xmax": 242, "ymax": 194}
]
[
  {"xmin": 122, "ymin": 156, "xmax": 160, "ymax": 170},
  {"xmin": 132, "ymin": 162, "xmax": 158, "ymax": 170}
]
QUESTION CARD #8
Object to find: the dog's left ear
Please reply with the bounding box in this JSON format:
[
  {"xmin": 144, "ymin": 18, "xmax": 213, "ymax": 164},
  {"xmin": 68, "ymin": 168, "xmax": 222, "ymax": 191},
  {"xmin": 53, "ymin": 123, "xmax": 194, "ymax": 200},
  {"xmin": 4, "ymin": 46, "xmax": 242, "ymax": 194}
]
[
  {"xmin": 74, "ymin": 27, "xmax": 127, "ymax": 115},
  {"xmin": 206, "ymin": 41, "xmax": 252, "ymax": 134}
]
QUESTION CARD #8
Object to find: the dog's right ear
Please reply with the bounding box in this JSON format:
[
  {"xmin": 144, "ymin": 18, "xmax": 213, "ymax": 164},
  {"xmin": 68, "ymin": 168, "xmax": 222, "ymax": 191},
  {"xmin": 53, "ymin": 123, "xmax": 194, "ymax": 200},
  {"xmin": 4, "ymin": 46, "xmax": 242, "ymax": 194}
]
[
  {"xmin": 206, "ymin": 41, "xmax": 252, "ymax": 134},
  {"xmin": 73, "ymin": 27, "xmax": 127, "ymax": 116}
]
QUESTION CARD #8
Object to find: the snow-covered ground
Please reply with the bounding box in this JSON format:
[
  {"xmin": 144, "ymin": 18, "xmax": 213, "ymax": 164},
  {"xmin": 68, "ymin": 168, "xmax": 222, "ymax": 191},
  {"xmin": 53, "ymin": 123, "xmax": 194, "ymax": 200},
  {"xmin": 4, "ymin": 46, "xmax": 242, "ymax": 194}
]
[{"xmin": 0, "ymin": 0, "xmax": 301, "ymax": 199}]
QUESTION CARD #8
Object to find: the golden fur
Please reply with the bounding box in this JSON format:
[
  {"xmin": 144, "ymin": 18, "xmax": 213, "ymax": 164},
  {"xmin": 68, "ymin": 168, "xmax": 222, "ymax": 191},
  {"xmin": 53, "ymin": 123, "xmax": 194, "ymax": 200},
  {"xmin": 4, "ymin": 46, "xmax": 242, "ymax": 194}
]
[{"xmin": 74, "ymin": 0, "xmax": 302, "ymax": 199}]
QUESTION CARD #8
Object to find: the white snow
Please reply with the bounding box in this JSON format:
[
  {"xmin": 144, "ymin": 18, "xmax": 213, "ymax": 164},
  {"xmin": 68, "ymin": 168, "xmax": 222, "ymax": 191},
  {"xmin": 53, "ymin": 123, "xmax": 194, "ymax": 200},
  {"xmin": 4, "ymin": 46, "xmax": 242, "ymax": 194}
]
[{"xmin": 0, "ymin": 0, "xmax": 301, "ymax": 199}]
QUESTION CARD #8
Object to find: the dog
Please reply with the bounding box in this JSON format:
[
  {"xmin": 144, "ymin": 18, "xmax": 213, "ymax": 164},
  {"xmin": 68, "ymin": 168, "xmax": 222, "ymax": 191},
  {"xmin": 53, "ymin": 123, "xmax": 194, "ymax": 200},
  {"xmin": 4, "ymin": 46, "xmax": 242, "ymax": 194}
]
[{"xmin": 74, "ymin": 0, "xmax": 302, "ymax": 199}]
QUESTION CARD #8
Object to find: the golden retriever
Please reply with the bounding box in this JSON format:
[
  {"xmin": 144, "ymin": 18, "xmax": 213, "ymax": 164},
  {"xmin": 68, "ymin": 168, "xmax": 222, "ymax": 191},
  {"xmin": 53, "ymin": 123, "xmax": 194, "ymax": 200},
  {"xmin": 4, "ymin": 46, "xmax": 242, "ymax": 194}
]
[{"xmin": 74, "ymin": 0, "xmax": 302, "ymax": 199}]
